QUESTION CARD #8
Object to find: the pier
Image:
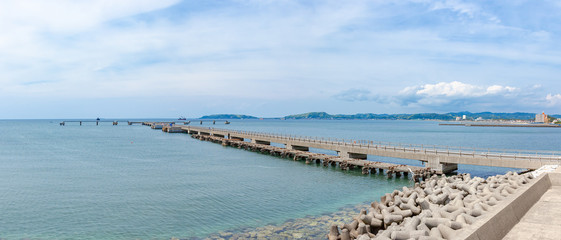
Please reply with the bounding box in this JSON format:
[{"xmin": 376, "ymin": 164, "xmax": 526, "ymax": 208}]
[
  {"xmin": 152, "ymin": 125, "xmax": 561, "ymax": 174},
  {"xmin": 193, "ymin": 134, "xmax": 432, "ymax": 180},
  {"xmin": 60, "ymin": 120, "xmax": 146, "ymax": 126},
  {"xmin": 59, "ymin": 120, "xmax": 230, "ymax": 126}
]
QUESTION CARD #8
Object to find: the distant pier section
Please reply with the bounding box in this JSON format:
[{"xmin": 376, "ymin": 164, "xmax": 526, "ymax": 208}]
[
  {"xmin": 59, "ymin": 119, "xmax": 230, "ymax": 126},
  {"xmin": 59, "ymin": 120, "xmax": 145, "ymax": 126}
]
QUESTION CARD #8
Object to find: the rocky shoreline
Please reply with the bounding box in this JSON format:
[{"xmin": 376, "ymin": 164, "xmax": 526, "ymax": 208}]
[
  {"xmin": 194, "ymin": 203, "xmax": 368, "ymax": 240},
  {"xmin": 327, "ymin": 172, "xmax": 534, "ymax": 240},
  {"xmin": 177, "ymin": 171, "xmax": 535, "ymax": 240}
]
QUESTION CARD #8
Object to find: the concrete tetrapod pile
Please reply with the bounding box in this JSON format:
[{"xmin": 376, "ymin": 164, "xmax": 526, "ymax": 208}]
[{"xmin": 327, "ymin": 172, "xmax": 535, "ymax": 240}]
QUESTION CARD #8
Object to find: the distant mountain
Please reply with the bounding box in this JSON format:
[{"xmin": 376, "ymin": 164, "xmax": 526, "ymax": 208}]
[
  {"xmin": 284, "ymin": 112, "xmax": 333, "ymax": 119},
  {"xmin": 200, "ymin": 114, "xmax": 258, "ymax": 119},
  {"xmin": 284, "ymin": 112, "xmax": 456, "ymax": 120},
  {"xmin": 283, "ymin": 112, "xmax": 556, "ymax": 120},
  {"xmin": 199, "ymin": 112, "xmax": 558, "ymax": 120}
]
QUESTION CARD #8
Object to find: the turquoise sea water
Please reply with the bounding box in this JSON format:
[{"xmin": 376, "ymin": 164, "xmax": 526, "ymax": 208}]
[{"xmin": 0, "ymin": 119, "xmax": 559, "ymax": 239}]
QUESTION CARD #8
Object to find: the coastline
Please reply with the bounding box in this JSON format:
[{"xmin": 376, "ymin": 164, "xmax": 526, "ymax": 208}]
[
  {"xmin": 195, "ymin": 167, "xmax": 559, "ymax": 240},
  {"xmin": 197, "ymin": 203, "xmax": 369, "ymax": 240}
]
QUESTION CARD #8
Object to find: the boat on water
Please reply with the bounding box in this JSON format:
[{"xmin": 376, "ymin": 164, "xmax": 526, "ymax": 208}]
[
  {"xmin": 178, "ymin": 116, "xmax": 186, "ymax": 120},
  {"xmin": 225, "ymin": 121, "xmax": 230, "ymax": 124}
]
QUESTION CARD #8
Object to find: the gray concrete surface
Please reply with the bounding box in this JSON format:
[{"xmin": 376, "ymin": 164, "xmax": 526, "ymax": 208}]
[{"xmin": 502, "ymin": 168, "xmax": 561, "ymax": 240}]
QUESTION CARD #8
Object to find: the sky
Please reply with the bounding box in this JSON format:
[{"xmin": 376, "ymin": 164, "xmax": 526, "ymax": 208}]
[{"xmin": 1, "ymin": 0, "xmax": 561, "ymax": 119}]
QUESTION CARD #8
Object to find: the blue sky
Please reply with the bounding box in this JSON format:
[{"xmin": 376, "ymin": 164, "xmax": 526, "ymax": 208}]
[{"xmin": 1, "ymin": 0, "xmax": 560, "ymax": 118}]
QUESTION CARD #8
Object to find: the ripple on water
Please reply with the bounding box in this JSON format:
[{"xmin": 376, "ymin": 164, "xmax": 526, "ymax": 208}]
[{"xmin": 0, "ymin": 120, "xmax": 548, "ymax": 239}]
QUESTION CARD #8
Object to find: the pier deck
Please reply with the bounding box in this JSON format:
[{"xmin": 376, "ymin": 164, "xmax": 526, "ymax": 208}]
[
  {"xmin": 174, "ymin": 125, "xmax": 561, "ymax": 173},
  {"xmin": 193, "ymin": 134, "xmax": 431, "ymax": 180}
]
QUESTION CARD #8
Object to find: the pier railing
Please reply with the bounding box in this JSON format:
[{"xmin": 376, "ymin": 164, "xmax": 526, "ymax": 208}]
[{"xmin": 188, "ymin": 126, "xmax": 561, "ymax": 162}]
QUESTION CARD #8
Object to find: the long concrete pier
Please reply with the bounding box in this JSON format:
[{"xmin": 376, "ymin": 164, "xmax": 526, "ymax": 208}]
[
  {"xmin": 193, "ymin": 133, "xmax": 433, "ymax": 180},
  {"xmin": 171, "ymin": 125, "xmax": 561, "ymax": 174}
]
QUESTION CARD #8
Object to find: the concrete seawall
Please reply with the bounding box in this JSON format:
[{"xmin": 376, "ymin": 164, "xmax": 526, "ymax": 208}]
[
  {"xmin": 327, "ymin": 167, "xmax": 558, "ymax": 240},
  {"xmin": 457, "ymin": 167, "xmax": 560, "ymax": 240}
]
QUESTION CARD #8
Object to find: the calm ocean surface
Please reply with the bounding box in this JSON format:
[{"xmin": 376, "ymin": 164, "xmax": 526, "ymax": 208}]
[{"xmin": 1, "ymin": 119, "xmax": 559, "ymax": 239}]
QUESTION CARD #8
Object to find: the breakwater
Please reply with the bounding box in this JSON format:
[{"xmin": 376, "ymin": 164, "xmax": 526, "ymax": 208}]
[
  {"xmin": 172, "ymin": 125, "xmax": 561, "ymax": 172},
  {"xmin": 192, "ymin": 134, "xmax": 433, "ymax": 180},
  {"xmin": 329, "ymin": 171, "xmax": 535, "ymax": 240}
]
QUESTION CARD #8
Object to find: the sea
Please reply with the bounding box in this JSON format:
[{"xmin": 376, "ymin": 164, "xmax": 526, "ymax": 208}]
[{"xmin": 0, "ymin": 119, "xmax": 559, "ymax": 239}]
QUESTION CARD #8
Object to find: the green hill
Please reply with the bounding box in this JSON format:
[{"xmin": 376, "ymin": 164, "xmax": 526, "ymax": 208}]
[
  {"xmin": 283, "ymin": 112, "xmax": 333, "ymax": 119},
  {"xmin": 284, "ymin": 111, "xmax": 551, "ymax": 120},
  {"xmin": 200, "ymin": 114, "xmax": 258, "ymax": 119}
]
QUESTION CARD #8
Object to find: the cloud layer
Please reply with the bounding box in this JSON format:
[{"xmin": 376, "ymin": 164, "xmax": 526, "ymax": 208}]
[
  {"xmin": 1, "ymin": 0, "xmax": 561, "ymax": 118},
  {"xmin": 335, "ymin": 81, "xmax": 559, "ymax": 113}
]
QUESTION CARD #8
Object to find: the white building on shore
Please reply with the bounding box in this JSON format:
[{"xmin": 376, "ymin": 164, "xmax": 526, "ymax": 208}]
[{"xmin": 535, "ymin": 112, "xmax": 549, "ymax": 123}]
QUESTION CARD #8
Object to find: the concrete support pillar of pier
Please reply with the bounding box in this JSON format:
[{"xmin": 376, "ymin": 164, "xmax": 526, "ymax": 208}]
[
  {"xmin": 286, "ymin": 144, "xmax": 309, "ymax": 151},
  {"xmin": 441, "ymin": 163, "xmax": 458, "ymax": 174},
  {"xmin": 338, "ymin": 151, "xmax": 367, "ymax": 160},
  {"xmin": 251, "ymin": 139, "xmax": 271, "ymax": 145},
  {"xmin": 427, "ymin": 157, "xmax": 458, "ymax": 174}
]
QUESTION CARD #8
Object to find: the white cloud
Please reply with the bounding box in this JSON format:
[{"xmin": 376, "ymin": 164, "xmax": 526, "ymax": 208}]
[
  {"xmin": 0, "ymin": 0, "xmax": 376, "ymax": 100},
  {"xmin": 391, "ymin": 81, "xmax": 561, "ymax": 113},
  {"xmin": 429, "ymin": 0, "xmax": 479, "ymax": 18},
  {"xmin": 396, "ymin": 81, "xmax": 528, "ymax": 109},
  {"xmin": 1, "ymin": 1, "xmax": 561, "ymax": 117},
  {"xmin": 546, "ymin": 94, "xmax": 561, "ymax": 106},
  {"xmin": 415, "ymin": 81, "xmax": 482, "ymax": 97},
  {"xmin": 486, "ymin": 85, "xmax": 517, "ymax": 95},
  {"xmin": 406, "ymin": 81, "xmax": 517, "ymax": 98},
  {"xmin": 0, "ymin": 1, "xmax": 180, "ymax": 32}
]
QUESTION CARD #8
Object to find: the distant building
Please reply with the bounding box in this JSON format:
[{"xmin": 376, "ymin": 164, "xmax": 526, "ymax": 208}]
[
  {"xmin": 535, "ymin": 112, "xmax": 549, "ymax": 123},
  {"xmin": 462, "ymin": 115, "xmax": 467, "ymax": 120},
  {"xmin": 455, "ymin": 117, "xmax": 461, "ymax": 121}
]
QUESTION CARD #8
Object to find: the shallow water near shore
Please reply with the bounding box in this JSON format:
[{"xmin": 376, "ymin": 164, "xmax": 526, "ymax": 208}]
[{"xmin": 0, "ymin": 119, "xmax": 559, "ymax": 239}]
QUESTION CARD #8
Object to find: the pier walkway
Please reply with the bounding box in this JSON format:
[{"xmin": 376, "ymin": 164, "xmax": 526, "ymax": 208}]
[
  {"xmin": 175, "ymin": 126, "xmax": 561, "ymax": 174},
  {"xmin": 193, "ymin": 134, "xmax": 431, "ymax": 180},
  {"xmin": 502, "ymin": 167, "xmax": 561, "ymax": 240}
]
